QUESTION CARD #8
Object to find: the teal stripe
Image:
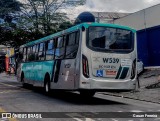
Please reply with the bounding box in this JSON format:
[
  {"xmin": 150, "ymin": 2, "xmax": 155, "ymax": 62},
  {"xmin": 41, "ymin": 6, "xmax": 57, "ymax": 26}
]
[
  {"xmin": 115, "ymin": 66, "xmax": 122, "ymax": 79},
  {"xmin": 120, "ymin": 67, "xmax": 129, "ymax": 79}
]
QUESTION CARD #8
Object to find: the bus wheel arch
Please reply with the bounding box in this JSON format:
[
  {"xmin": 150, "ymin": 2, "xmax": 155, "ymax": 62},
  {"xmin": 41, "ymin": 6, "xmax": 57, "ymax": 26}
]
[{"xmin": 44, "ymin": 73, "xmax": 51, "ymax": 94}]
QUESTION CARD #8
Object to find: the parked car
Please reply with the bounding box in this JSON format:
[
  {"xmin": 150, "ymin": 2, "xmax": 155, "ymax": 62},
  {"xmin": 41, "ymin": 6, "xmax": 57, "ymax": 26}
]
[{"xmin": 137, "ymin": 60, "xmax": 144, "ymax": 75}]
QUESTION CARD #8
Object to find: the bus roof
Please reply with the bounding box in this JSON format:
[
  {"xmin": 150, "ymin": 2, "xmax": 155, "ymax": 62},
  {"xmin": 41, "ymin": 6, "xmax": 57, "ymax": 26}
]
[{"xmin": 22, "ymin": 22, "xmax": 136, "ymax": 47}]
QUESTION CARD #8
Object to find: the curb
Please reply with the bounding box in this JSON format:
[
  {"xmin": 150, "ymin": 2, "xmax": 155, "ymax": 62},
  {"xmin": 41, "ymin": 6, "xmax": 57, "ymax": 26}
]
[{"xmin": 99, "ymin": 90, "xmax": 160, "ymax": 104}]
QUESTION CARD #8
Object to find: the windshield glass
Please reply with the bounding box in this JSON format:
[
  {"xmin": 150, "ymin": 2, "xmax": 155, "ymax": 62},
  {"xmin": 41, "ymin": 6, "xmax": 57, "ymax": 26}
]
[{"xmin": 88, "ymin": 26, "xmax": 134, "ymax": 52}]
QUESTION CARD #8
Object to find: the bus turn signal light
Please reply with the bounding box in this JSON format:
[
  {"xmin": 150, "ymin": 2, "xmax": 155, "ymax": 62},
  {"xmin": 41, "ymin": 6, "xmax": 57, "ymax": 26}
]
[{"xmin": 82, "ymin": 55, "xmax": 89, "ymax": 78}]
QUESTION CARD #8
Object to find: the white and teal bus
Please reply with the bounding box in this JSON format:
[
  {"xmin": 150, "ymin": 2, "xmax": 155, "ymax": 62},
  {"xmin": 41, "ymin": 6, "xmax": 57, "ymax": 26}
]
[{"xmin": 17, "ymin": 23, "xmax": 137, "ymax": 97}]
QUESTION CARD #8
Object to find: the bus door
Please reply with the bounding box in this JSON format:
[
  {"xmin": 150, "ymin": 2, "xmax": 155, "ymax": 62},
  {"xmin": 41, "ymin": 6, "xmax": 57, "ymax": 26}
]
[
  {"xmin": 52, "ymin": 36, "xmax": 71, "ymax": 89},
  {"xmin": 63, "ymin": 32, "xmax": 79, "ymax": 89},
  {"xmin": 52, "ymin": 58, "xmax": 77, "ymax": 89},
  {"xmin": 52, "ymin": 32, "xmax": 79, "ymax": 89}
]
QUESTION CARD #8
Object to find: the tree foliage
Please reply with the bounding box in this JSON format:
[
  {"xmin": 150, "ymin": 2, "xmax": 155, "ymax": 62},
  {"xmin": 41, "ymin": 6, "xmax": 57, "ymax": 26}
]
[
  {"xmin": 0, "ymin": 0, "xmax": 86, "ymax": 47},
  {"xmin": 0, "ymin": 26, "xmax": 44, "ymax": 47},
  {"xmin": 21, "ymin": 0, "xmax": 85, "ymax": 34},
  {"xmin": 0, "ymin": 0, "xmax": 22, "ymax": 15}
]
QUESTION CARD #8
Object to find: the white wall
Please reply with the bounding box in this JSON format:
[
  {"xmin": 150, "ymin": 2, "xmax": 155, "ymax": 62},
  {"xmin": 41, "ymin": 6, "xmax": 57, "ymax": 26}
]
[{"xmin": 114, "ymin": 4, "xmax": 160, "ymax": 30}]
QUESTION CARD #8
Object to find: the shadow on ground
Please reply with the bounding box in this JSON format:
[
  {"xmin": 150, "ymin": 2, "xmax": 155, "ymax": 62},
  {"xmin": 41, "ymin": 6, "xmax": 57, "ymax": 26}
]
[{"xmin": 21, "ymin": 85, "xmax": 126, "ymax": 106}]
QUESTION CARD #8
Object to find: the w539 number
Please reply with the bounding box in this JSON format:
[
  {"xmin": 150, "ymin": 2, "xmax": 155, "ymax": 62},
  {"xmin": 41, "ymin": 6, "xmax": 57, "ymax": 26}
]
[{"xmin": 103, "ymin": 58, "xmax": 119, "ymax": 63}]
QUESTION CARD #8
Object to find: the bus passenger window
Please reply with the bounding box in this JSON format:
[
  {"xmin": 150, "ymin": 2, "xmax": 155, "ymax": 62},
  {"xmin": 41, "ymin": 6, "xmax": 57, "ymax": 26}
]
[
  {"xmin": 23, "ymin": 48, "xmax": 27, "ymax": 62},
  {"xmin": 27, "ymin": 47, "xmax": 35, "ymax": 61},
  {"xmin": 38, "ymin": 43, "xmax": 45, "ymax": 60},
  {"xmin": 57, "ymin": 37, "xmax": 63, "ymax": 48},
  {"xmin": 32, "ymin": 45, "xmax": 36, "ymax": 61},
  {"xmin": 34, "ymin": 44, "xmax": 39, "ymax": 61},
  {"xmin": 33, "ymin": 45, "xmax": 36, "ymax": 53},
  {"xmin": 75, "ymin": 31, "xmax": 80, "ymax": 44},
  {"xmin": 65, "ymin": 31, "xmax": 79, "ymax": 59},
  {"xmin": 68, "ymin": 33, "xmax": 76, "ymax": 45},
  {"xmin": 55, "ymin": 37, "xmax": 65, "ymax": 59},
  {"xmin": 26, "ymin": 47, "xmax": 30, "ymax": 61},
  {"xmin": 46, "ymin": 40, "xmax": 55, "ymax": 60}
]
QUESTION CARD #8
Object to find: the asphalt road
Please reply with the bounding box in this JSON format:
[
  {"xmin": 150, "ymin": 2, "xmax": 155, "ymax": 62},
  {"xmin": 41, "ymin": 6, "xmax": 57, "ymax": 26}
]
[{"xmin": 0, "ymin": 77, "xmax": 160, "ymax": 121}]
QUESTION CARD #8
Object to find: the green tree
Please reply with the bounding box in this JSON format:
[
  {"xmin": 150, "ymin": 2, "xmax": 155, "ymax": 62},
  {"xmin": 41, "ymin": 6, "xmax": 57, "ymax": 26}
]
[
  {"xmin": 0, "ymin": 0, "xmax": 85, "ymax": 47},
  {"xmin": 0, "ymin": 26, "xmax": 44, "ymax": 47},
  {"xmin": 21, "ymin": 0, "xmax": 86, "ymax": 34},
  {"xmin": 0, "ymin": 0, "xmax": 21, "ymax": 15}
]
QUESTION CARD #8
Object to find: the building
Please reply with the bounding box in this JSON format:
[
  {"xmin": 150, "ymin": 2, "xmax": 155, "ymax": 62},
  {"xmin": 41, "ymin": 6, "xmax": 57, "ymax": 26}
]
[
  {"xmin": 91, "ymin": 12, "xmax": 129, "ymax": 23},
  {"xmin": 113, "ymin": 4, "xmax": 160, "ymax": 67},
  {"xmin": 72, "ymin": 12, "xmax": 129, "ymax": 24}
]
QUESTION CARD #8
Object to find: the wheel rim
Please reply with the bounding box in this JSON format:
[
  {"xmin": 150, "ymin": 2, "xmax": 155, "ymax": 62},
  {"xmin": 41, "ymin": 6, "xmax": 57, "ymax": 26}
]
[{"xmin": 45, "ymin": 82, "xmax": 49, "ymax": 92}]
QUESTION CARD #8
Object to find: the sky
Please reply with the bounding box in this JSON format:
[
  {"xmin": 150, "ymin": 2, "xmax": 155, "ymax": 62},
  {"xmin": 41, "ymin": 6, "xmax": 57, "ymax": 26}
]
[
  {"xmin": 64, "ymin": 0, "xmax": 160, "ymax": 19},
  {"xmin": 19, "ymin": 0, "xmax": 160, "ymax": 20}
]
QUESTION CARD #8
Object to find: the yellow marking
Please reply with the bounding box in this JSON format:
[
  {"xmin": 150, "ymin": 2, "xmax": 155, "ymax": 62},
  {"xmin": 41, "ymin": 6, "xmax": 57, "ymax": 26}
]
[{"xmin": 0, "ymin": 107, "xmax": 18, "ymax": 121}]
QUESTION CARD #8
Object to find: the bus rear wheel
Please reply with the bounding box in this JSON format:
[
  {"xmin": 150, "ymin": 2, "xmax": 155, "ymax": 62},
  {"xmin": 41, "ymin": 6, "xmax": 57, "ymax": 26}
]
[
  {"xmin": 80, "ymin": 90, "xmax": 95, "ymax": 97},
  {"xmin": 44, "ymin": 75, "xmax": 51, "ymax": 95}
]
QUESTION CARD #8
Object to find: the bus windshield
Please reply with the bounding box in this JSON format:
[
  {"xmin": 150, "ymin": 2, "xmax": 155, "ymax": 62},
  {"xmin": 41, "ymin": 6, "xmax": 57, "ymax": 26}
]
[{"xmin": 88, "ymin": 26, "xmax": 134, "ymax": 52}]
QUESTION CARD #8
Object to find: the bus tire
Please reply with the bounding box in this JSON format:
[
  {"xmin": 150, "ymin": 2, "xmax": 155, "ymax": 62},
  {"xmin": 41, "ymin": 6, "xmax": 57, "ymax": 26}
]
[
  {"xmin": 134, "ymin": 78, "xmax": 140, "ymax": 92},
  {"xmin": 21, "ymin": 72, "xmax": 26, "ymax": 87},
  {"xmin": 80, "ymin": 90, "xmax": 95, "ymax": 97},
  {"xmin": 44, "ymin": 74, "xmax": 51, "ymax": 95}
]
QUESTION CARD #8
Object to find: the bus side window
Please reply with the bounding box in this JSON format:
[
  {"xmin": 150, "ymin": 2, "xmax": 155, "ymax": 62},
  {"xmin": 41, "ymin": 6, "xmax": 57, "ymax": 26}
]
[
  {"xmin": 38, "ymin": 43, "xmax": 45, "ymax": 60},
  {"xmin": 35, "ymin": 44, "xmax": 39, "ymax": 61},
  {"xmin": 76, "ymin": 31, "xmax": 80, "ymax": 44},
  {"xmin": 32, "ymin": 45, "xmax": 37, "ymax": 61},
  {"xmin": 28, "ymin": 46, "xmax": 34, "ymax": 61},
  {"xmin": 23, "ymin": 48, "xmax": 27, "ymax": 62},
  {"xmin": 46, "ymin": 40, "xmax": 55, "ymax": 60},
  {"xmin": 65, "ymin": 31, "xmax": 79, "ymax": 59},
  {"xmin": 55, "ymin": 37, "xmax": 65, "ymax": 59},
  {"xmin": 26, "ymin": 47, "xmax": 30, "ymax": 62}
]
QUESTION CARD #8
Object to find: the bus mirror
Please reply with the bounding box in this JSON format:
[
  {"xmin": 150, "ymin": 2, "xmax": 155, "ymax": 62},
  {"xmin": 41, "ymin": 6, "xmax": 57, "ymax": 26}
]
[{"xmin": 82, "ymin": 26, "xmax": 85, "ymax": 32}]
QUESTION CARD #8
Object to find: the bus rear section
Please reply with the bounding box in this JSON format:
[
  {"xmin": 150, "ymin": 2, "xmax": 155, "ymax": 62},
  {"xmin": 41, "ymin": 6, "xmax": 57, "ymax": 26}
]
[{"xmin": 79, "ymin": 25, "xmax": 137, "ymax": 92}]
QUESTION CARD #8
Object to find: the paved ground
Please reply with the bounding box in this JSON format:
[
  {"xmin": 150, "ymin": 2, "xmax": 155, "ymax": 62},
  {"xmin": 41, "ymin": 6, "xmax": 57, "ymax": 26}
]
[
  {"xmin": 100, "ymin": 69, "xmax": 160, "ymax": 104},
  {"xmin": 0, "ymin": 72, "xmax": 160, "ymax": 121},
  {"xmin": 0, "ymin": 69, "xmax": 160, "ymax": 104}
]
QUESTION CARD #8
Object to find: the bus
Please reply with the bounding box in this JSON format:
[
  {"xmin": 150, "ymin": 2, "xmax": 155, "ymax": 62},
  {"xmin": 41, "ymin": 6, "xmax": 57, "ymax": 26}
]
[{"xmin": 16, "ymin": 23, "xmax": 137, "ymax": 97}]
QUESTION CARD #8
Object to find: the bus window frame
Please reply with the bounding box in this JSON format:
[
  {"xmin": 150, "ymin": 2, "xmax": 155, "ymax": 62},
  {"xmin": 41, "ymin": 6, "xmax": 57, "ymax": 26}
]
[
  {"xmin": 45, "ymin": 39, "xmax": 55, "ymax": 60},
  {"xmin": 65, "ymin": 30, "xmax": 80, "ymax": 59},
  {"xmin": 20, "ymin": 29, "xmax": 80, "ymax": 62},
  {"xmin": 86, "ymin": 26, "xmax": 135, "ymax": 54},
  {"xmin": 54, "ymin": 36, "xmax": 65, "ymax": 59},
  {"xmin": 38, "ymin": 42, "xmax": 46, "ymax": 61}
]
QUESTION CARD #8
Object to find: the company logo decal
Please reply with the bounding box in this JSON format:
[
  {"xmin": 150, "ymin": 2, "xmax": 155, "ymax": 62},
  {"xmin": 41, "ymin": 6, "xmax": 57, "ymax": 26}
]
[{"xmin": 93, "ymin": 57, "xmax": 100, "ymax": 62}]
